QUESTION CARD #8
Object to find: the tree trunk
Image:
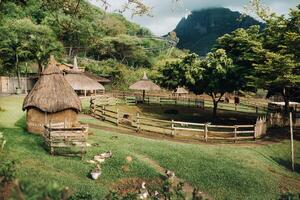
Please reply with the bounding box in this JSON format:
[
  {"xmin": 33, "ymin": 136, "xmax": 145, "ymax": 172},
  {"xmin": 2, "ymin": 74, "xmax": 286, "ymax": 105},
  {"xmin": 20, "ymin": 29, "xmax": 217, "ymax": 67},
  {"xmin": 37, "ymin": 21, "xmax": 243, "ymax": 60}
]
[
  {"xmin": 16, "ymin": 54, "xmax": 21, "ymax": 89},
  {"xmin": 38, "ymin": 61, "xmax": 44, "ymax": 75},
  {"xmin": 283, "ymin": 88, "xmax": 290, "ymax": 114},
  {"xmin": 212, "ymin": 99, "xmax": 218, "ymax": 122}
]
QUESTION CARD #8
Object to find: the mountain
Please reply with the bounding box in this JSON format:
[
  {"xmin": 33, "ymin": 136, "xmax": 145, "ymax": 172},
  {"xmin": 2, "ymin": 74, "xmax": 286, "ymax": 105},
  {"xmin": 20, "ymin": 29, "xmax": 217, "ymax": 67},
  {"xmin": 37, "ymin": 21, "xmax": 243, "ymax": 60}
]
[{"xmin": 173, "ymin": 8, "xmax": 264, "ymax": 56}]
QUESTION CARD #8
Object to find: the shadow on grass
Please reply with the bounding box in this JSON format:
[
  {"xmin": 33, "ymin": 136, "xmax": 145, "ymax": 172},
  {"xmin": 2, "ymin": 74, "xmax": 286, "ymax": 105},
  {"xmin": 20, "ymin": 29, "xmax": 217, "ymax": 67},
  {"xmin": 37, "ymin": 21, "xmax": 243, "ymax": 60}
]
[
  {"xmin": 271, "ymin": 157, "xmax": 300, "ymax": 173},
  {"xmin": 15, "ymin": 115, "xmax": 27, "ymax": 130}
]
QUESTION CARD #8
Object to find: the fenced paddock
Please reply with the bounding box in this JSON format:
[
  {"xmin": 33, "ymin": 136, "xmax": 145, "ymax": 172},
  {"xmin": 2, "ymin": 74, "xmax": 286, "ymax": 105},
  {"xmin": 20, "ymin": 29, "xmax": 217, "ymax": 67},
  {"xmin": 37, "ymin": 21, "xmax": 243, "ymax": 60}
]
[
  {"xmin": 92, "ymin": 92, "xmax": 268, "ymax": 114},
  {"xmin": 90, "ymin": 103, "xmax": 267, "ymax": 142},
  {"xmin": 43, "ymin": 122, "xmax": 88, "ymax": 158}
]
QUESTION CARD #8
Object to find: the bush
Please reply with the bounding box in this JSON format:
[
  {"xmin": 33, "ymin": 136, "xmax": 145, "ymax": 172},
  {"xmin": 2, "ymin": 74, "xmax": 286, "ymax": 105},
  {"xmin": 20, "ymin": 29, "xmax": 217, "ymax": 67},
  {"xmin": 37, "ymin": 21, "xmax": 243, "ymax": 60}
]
[{"xmin": 0, "ymin": 160, "xmax": 16, "ymax": 184}]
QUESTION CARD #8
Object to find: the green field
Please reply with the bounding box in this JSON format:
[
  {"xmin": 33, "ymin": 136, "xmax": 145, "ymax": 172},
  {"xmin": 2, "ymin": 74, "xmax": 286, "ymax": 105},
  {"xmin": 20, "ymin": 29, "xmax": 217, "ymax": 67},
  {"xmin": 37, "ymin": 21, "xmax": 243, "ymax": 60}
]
[{"xmin": 0, "ymin": 95, "xmax": 300, "ymax": 199}]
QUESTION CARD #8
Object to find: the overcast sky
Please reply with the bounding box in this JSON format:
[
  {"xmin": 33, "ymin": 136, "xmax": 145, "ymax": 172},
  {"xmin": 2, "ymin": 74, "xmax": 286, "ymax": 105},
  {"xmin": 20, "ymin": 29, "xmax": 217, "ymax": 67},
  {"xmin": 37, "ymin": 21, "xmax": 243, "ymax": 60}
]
[{"xmin": 90, "ymin": 0, "xmax": 299, "ymax": 36}]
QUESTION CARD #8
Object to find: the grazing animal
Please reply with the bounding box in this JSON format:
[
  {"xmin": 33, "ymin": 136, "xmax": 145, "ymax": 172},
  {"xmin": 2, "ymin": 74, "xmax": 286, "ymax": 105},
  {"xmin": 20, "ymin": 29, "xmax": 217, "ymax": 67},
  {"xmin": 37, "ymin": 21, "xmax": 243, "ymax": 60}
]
[
  {"xmin": 99, "ymin": 150, "xmax": 112, "ymax": 159},
  {"xmin": 138, "ymin": 182, "xmax": 149, "ymax": 200},
  {"xmin": 192, "ymin": 187, "xmax": 204, "ymax": 200},
  {"xmin": 90, "ymin": 165, "xmax": 102, "ymax": 180},
  {"xmin": 165, "ymin": 170, "xmax": 175, "ymax": 181}
]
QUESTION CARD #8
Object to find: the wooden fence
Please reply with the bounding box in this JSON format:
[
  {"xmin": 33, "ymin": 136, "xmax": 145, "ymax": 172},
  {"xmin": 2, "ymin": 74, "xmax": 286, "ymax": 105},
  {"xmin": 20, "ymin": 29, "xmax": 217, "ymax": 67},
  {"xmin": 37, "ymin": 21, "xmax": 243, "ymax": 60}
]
[
  {"xmin": 90, "ymin": 105, "xmax": 267, "ymax": 142},
  {"xmin": 43, "ymin": 122, "xmax": 88, "ymax": 158},
  {"xmin": 91, "ymin": 93, "xmax": 267, "ymax": 114},
  {"xmin": 108, "ymin": 90, "xmax": 268, "ymax": 113}
]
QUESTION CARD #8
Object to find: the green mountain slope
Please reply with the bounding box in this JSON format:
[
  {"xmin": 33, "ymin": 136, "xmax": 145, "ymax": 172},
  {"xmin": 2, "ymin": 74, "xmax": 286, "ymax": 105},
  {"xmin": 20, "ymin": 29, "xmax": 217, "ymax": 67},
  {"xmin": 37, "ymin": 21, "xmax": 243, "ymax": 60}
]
[{"xmin": 174, "ymin": 8, "xmax": 264, "ymax": 56}]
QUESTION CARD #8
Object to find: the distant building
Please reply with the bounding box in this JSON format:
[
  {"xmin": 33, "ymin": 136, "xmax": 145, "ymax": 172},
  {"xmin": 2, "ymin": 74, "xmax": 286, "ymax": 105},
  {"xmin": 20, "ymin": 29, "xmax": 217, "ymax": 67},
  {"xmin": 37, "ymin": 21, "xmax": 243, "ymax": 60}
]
[{"xmin": 0, "ymin": 75, "xmax": 38, "ymax": 94}]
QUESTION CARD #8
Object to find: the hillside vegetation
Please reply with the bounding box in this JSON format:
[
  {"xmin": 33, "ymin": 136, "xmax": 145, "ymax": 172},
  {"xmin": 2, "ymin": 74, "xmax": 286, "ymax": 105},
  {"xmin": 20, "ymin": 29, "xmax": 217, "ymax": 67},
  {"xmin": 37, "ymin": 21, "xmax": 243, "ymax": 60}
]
[
  {"xmin": 174, "ymin": 8, "xmax": 264, "ymax": 56},
  {"xmin": 0, "ymin": 0, "xmax": 183, "ymax": 89}
]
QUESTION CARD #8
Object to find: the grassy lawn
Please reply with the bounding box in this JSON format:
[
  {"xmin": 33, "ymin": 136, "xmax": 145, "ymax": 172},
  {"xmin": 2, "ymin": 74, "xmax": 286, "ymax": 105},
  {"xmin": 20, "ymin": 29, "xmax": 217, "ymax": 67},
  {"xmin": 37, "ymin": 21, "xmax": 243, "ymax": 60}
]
[{"xmin": 1, "ymin": 95, "xmax": 300, "ymax": 199}]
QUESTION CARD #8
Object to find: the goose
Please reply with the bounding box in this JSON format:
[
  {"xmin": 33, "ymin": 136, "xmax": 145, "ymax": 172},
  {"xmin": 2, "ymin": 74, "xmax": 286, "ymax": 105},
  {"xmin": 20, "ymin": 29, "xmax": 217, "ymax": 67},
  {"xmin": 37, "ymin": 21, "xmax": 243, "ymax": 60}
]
[
  {"xmin": 138, "ymin": 182, "xmax": 149, "ymax": 199},
  {"xmin": 90, "ymin": 165, "xmax": 102, "ymax": 180},
  {"xmin": 165, "ymin": 169, "xmax": 175, "ymax": 181}
]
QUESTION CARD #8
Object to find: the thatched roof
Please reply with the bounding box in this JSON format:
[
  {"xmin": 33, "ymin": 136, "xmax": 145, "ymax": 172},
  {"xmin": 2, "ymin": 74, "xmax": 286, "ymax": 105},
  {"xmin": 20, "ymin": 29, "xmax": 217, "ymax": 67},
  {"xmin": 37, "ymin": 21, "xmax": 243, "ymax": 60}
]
[
  {"xmin": 64, "ymin": 56, "xmax": 105, "ymax": 91},
  {"xmin": 83, "ymin": 71, "xmax": 111, "ymax": 83},
  {"xmin": 23, "ymin": 56, "xmax": 81, "ymax": 113},
  {"xmin": 64, "ymin": 73, "xmax": 105, "ymax": 90},
  {"xmin": 129, "ymin": 72, "xmax": 161, "ymax": 91},
  {"xmin": 174, "ymin": 87, "xmax": 189, "ymax": 94}
]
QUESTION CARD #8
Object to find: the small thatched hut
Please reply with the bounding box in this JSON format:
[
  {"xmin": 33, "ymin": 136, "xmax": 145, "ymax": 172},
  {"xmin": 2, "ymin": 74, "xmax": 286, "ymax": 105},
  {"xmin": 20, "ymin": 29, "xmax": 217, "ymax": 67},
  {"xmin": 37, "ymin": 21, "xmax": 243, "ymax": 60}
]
[
  {"xmin": 173, "ymin": 87, "xmax": 189, "ymax": 97},
  {"xmin": 129, "ymin": 72, "xmax": 161, "ymax": 100},
  {"xmin": 23, "ymin": 56, "xmax": 82, "ymax": 134},
  {"xmin": 64, "ymin": 57, "xmax": 105, "ymax": 96}
]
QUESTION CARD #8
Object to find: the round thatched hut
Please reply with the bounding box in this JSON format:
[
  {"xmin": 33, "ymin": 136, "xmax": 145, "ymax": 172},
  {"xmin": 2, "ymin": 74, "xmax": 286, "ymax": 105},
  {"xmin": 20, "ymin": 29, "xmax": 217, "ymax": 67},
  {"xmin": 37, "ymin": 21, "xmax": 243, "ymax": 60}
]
[
  {"xmin": 64, "ymin": 57, "xmax": 105, "ymax": 96},
  {"xmin": 23, "ymin": 56, "xmax": 82, "ymax": 134},
  {"xmin": 173, "ymin": 87, "xmax": 189, "ymax": 97},
  {"xmin": 129, "ymin": 72, "xmax": 161, "ymax": 101}
]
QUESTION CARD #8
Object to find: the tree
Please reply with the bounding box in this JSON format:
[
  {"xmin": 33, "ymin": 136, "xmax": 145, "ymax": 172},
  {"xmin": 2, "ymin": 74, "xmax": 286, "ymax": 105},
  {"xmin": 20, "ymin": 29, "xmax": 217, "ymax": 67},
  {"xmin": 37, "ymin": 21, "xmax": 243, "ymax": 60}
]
[
  {"xmin": 27, "ymin": 23, "xmax": 63, "ymax": 73},
  {"xmin": 188, "ymin": 49, "xmax": 240, "ymax": 120},
  {"xmin": 247, "ymin": 2, "xmax": 300, "ymax": 112},
  {"xmin": 159, "ymin": 50, "xmax": 240, "ymax": 120},
  {"xmin": 0, "ymin": 19, "xmax": 31, "ymax": 88},
  {"xmin": 215, "ymin": 25, "xmax": 265, "ymax": 90},
  {"xmin": 0, "ymin": 18, "xmax": 62, "ymax": 77}
]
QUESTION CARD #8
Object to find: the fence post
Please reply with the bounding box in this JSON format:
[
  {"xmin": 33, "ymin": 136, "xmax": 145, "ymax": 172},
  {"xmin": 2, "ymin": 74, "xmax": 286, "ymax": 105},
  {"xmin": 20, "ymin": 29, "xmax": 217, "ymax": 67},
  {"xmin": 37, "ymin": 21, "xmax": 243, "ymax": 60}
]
[
  {"xmin": 234, "ymin": 125, "xmax": 237, "ymax": 143},
  {"xmin": 102, "ymin": 105, "xmax": 105, "ymax": 121},
  {"xmin": 204, "ymin": 123, "xmax": 208, "ymax": 142},
  {"xmin": 171, "ymin": 119, "xmax": 175, "ymax": 136},
  {"xmin": 136, "ymin": 112, "xmax": 140, "ymax": 132},
  {"xmin": 116, "ymin": 108, "xmax": 119, "ymax": 126}
]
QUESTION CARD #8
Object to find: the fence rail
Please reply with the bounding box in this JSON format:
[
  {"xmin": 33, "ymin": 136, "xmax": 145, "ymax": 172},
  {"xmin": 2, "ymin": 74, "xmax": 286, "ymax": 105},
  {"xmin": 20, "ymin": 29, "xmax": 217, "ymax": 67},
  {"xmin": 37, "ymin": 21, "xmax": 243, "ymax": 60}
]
[
  {"xmin": 91, "ymin": 93, "xmax": 268, "ymax": 114},
  {"xmin": 90, "ymin": 103, "xmax": 267, "ymax": 142}
]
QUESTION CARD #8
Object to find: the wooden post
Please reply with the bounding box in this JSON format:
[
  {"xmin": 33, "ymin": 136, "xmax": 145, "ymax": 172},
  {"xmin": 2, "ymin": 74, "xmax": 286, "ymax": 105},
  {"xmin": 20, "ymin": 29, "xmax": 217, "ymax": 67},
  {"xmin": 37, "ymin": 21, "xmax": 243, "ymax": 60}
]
[
  {"xmin": 102, "ymin": 105, "xmax": 105, "ymax": 121},
  {"xmin": 171, "ymin": 120, "xmax": 175, "ymax": 136},
  {"xmin": 234, "ymin": 125, "xmax": 237, "ymax": 143},
  {"xmin": 136, "ymin": 112, "xmax": 140, "ymax": 132},
  {"xmin": 116, "ymin": 108, "xmax": 119, "ymax": 126},
  {"xmin": 290, "ymin": 112, "xmax": 295, "ymax": 171},
  {"xmin": 204, "ymin": 123, "xmax": 208, "ymax": 142}
]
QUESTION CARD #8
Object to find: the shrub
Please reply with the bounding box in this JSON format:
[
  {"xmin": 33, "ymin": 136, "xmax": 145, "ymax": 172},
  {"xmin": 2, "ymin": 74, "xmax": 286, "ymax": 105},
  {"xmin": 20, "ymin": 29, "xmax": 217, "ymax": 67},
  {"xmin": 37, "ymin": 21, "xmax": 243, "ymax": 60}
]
[{"xmin": 0, "ymin": 160, "xmax": 16, "ymax": 184}]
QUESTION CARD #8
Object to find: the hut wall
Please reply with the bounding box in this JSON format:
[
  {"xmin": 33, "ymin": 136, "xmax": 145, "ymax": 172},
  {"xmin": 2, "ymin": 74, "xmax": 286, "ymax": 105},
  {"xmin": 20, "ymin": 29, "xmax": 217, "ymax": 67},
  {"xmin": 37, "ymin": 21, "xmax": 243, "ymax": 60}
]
[
  {"xmin": 0, "ymin": 76, "xmax": 36, "ymax": 94},
  {"xmin": 26, "ymin": 108, "xmax": 78, "ymax": 134}
]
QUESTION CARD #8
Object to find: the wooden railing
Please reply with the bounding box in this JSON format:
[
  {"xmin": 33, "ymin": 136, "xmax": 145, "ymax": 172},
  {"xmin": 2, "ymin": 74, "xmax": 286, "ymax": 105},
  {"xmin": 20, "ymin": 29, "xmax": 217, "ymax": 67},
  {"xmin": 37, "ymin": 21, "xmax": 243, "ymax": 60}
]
[
  {"xmin": 43, "ymin": 123, "xmax": 88, "ymax": 158},
  {"xmin": 90, "ymin": 105, "xmax": 267, "ymax": 142},
  {"xmin": 91, "ymin": 93, "xmax": 268, "ymax": 114}
]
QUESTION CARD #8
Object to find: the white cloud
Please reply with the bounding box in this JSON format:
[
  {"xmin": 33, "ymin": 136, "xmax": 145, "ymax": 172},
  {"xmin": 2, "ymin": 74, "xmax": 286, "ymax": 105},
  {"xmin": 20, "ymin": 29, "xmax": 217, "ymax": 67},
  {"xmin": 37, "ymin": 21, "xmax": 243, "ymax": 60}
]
[{"xmin": 90, "ymin": 0, "xmax": 299, "ymax": 36}]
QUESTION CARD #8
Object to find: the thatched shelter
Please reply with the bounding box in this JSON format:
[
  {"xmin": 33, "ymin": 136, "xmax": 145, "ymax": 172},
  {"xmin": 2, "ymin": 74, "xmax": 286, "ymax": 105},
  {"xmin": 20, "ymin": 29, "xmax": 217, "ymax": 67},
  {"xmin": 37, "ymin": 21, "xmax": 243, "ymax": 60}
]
[
  {"xmin": 173, "ymin": 87, "xmax": 189, "ymax": 97},
  {"xmin": 64, "ymin": 57, "xmax": 105, "ymax": 96},
  {"xmin": 23, "ymin": 56, "xmax": 82, "ymax": 134},
  {"xmin": 129, "ymin": 72, "xmax": 161, "ymax": 101},
  {"xmin": 83, "ymin": 71, "xmax": 111, "ymax": 85}
]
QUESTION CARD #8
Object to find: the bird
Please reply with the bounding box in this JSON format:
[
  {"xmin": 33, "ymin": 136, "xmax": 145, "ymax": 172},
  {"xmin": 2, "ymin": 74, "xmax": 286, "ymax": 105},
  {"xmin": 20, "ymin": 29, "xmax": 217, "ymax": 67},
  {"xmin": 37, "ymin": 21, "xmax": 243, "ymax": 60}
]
[
  {"xmin": 90, "ymin": 165, "xmax": 102, "ymax": 180},
  {"xmin": 138, "ymin": 182, "xmax": 149, "ymax": 199},
  {"xmin": 165, "ymin": 169, "xmax": 175, "ymax": 181},
  {"xmin": 99, "ymin": 150, "xmax": 112, "ymax": 159}
]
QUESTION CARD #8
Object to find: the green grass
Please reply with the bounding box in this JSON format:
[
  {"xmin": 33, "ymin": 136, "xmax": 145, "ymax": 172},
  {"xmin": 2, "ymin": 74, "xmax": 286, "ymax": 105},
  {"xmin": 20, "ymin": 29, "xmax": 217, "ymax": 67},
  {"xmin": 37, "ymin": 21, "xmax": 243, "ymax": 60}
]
[{"xmin": 1, "ymin": 96, "xmax": 300, "ymax": 199}]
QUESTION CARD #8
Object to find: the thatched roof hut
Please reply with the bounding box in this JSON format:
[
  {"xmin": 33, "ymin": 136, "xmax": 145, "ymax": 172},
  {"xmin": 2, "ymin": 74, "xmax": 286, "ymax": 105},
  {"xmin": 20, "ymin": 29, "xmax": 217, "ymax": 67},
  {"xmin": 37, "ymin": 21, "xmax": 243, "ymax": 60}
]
[
  {"xmin": 129, "ymin": 72, "xmax": 161, "ymax": 91},
  {"xmin": 173, "ymin": 87, "xmax": 189, "ymax": 97},
  {"xmin": 175, "ymin": 87, "xmax": 188, "ymax": 94},
  {"xmin": 83, "ymin": 71, "xmax": 111, "ymax": 84},
  {"xmin": 129, "ymin": 72, "xmax": 161, "ymax": 100},
  {"xmin": 64, "ymin": 57, "xmax": 105, "ymax": 96},
  {"xmin": 23, "ymin": 56, "xmax": 81, "ymax": 134}
]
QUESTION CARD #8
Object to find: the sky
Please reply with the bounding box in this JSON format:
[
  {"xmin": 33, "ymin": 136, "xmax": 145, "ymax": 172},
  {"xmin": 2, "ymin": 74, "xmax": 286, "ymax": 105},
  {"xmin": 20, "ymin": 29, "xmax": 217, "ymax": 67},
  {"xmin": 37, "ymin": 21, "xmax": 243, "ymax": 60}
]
[{"xmin": 90, "ymin": 0, "xmax": 299, "ymax": 36}]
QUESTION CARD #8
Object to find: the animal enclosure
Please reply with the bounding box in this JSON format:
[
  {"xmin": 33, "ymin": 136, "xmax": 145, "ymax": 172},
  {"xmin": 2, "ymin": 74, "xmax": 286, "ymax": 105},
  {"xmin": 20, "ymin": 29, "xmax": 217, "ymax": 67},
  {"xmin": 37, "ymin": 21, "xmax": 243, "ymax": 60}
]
[{"xmin": 90, "ymin": 102, "xmax": 267, "ymax": 142}]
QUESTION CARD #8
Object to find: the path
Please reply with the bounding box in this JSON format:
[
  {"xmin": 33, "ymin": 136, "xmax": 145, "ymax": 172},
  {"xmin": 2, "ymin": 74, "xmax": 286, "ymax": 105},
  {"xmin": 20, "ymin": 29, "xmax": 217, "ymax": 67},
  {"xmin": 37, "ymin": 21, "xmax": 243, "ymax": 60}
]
[{"xmin": 134, "ymin": 153, "xmax": 212, "ymax": 200}]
